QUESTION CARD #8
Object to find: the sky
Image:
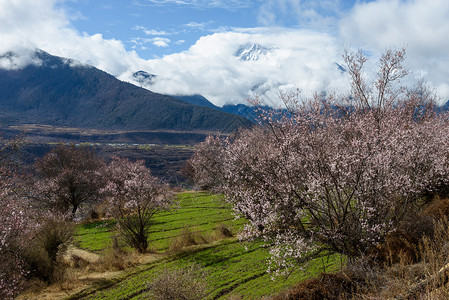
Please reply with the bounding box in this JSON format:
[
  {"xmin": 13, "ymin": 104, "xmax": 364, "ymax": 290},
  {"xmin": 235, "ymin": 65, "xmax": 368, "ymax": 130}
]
[{"xmin": 1, "ymin": 0, "xmax": 449, "ymax": 106}]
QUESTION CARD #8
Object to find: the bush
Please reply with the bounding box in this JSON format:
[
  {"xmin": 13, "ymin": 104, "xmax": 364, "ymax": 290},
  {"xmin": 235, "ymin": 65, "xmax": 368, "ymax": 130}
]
[
  {"xmin": 423, "ymin": 196, "xmax": 449, "ymax": 219},
  {"xmin": 24, "ymin": 218, "xmax": 74, "ymax": 283},
  {"xmin": 169, "ymin": 226, "xmax": 208, "ymax": 252},
  {"xmin": 145, "ymin": 264, "xmax": 209, "ymax": 300},
  {"xmin": 272, "ymin": 212, "xmax": 449, "ymax": 299},
  {"xmin": 272, "ymin": 272, "xmax": 359, "ymax": 300}
]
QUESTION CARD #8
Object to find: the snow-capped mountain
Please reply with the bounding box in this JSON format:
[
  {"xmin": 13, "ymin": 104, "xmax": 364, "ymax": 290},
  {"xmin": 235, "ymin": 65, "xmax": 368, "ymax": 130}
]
[{"xmin": 234, "ymin": 43, "xmax": 276, "ymax": 62}]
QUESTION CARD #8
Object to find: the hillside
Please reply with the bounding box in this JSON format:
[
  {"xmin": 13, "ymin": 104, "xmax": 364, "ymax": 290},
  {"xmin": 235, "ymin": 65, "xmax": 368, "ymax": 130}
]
[
  {"xmin": 18, "ymin": 192, "xmax": 341, "ymax": 300},
  {"xmin": 0, "ymin": 50, "xmax": 252, "ymax": 133}
]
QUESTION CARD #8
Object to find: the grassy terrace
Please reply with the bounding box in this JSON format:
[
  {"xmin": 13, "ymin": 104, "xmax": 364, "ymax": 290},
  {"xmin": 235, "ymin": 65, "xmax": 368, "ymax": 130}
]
[
  {"xmin": 74, "ymin": 193, "xmax": 243, "ymax": 253},
  {"xmin": 72, "ymin": 192, "xmax": 343, "ymax": 299}
]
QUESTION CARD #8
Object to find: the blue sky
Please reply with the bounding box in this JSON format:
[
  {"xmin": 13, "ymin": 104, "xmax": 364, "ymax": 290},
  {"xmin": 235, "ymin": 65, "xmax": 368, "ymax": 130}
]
[
  {"xmin": 1, "ymin": 0, "xmax": 449, "ymax": 106},
  {"xmin": 62, "ymin": 0, "xmax": 358, "ymax": 59}
]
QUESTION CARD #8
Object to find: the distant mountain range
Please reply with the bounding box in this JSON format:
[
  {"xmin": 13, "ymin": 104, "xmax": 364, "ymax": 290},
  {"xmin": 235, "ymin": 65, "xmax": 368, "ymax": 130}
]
[
  {"xmin": 172, "ymin": 94, "xmax": 273, "ymax": 123},
  {"xmin": 173, "ymin": 93, "xmax": 449, "ymax": 123},
  {"xmin": 2, "ymin": 49, "xmax": 447, "ymax": 138},
  {"xmin": 0, "ymin": 50, "xmax": 252, "ymax": 133}
]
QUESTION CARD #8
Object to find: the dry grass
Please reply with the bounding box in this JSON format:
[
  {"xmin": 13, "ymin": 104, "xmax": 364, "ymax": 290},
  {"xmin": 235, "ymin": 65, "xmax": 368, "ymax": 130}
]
[
  {"xmin": 273, "ymin": 197, "xmax": 449, "ymax": 300},
  {"xmin": 143, "ymin": 264, "xmax": 209, "ymax": 300},
  {"xmin": 214, "ymin": 223, "xmax": 234, "ymax": 238},
  {"xmin": 90, "ymin": 235, "xmax": 137, "ymax": 271},
  {"xmin": 168, "ymin": 226, "xmax": 209, "ymax": 252},
  {"xmin": 358, "ymin": 216, "xmax": 449, "ymax": 299},
  {"xmin": 19, "ymin": 238, "xmax": 156, "ymax": 300}
]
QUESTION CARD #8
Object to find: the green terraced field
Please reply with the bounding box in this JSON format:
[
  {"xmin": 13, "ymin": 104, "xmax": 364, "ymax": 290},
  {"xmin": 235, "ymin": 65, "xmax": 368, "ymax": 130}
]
[
  {"xmin": 74, "ymin": 192, "xmax": 244, "ymax": 252},
  {"xmin": 72, "ymin": 192, "xmax": 343, "ymax": 299}
]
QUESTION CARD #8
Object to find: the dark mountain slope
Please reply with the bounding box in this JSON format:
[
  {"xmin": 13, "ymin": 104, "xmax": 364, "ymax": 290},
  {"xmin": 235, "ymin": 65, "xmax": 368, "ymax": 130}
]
[
  {"xmin": 172, "ymin": 94, "xmax": 219, "ymax": 110},
  {"xmin": 172, "ymin": 94, "xmax": 277, "ymax": 124},
  {"xmin": 0, "ymin": 50, "xmax": 252, "ymax": 132}
]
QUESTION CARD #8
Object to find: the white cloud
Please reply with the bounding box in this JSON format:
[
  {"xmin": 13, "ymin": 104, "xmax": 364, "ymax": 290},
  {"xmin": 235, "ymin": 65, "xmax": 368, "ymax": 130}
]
[
  {"xmin": 131, "ymin": 37, "xmax": 171, "ymax": 47},
  {"xmin": 152, "ymin": 37, "xmax": 171, "ymax": 47},
  {"xmin": 340, "ymin": 0, "xmax": 449, "ymax": 103},
  {"xmin": 131, "ymin": 29, "xmax": 347, "ymax": 106},
  {"xmin": 184, "ymin": 21, "xmax": 211, "ymax": 30},
  {"xmin": 2, "ymin": 0, "xmax": 449, "ymax": 108},
  {"xmin": 0, "ymin": 48, "xmax": 43, "ymax": 70},
  {"xmin": 135, "ymin": 0, "xmax": 251, "ymax": 9},
  {"xmin": 0, "ymin": 0, "xmax": 145, "ymax": 75},
  {"xmin": 133, "ymin": 25, "xmax": 169, "ymax": 36},
  {"xmin": 0, "ymin": 0, "xmax": 347, "ymax": 107}
]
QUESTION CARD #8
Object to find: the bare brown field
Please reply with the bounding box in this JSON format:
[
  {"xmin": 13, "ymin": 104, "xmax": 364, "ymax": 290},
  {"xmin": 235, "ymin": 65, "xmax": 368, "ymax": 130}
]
[{"xmin": 6, "ymin": 124, "xmax": 206, "ymax": 184}]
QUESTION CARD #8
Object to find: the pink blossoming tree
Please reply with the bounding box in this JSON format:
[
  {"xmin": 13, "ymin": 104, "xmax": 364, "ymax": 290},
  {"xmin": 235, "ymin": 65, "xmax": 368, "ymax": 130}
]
[
  {"xmin": 103, "ymin": 157, "xmax": 173, "ymax": 253},
  {"xmin": 0, "ymin": 138, "xmax": 34, "ymax": 299},
  {"xmin": 189, "ymin": 49, "xmax": 449, "ymax": 274},
  {"xmin": 34, "ymin": 144, "xmax": 105, "ymax": 218}
]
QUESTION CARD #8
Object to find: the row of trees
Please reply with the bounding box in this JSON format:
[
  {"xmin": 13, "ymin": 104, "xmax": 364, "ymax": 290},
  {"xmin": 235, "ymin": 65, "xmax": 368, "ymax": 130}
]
[
  {"xmin": 0, "ymin": 144, "xmax": 173, "ymax": 299},
  {"xmin": 188, "ymin": 49, "xmax": 449, "ymax": 274}
]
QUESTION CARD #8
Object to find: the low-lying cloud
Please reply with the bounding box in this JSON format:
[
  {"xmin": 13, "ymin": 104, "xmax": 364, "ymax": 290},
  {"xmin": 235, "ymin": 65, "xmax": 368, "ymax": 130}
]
[
  {"xmin": 1, "ymin": 0, "xmax": 449, "ymax": 106},
  {"xmin": 127, "ymin": 29, "xmax": 347, "ymax": 106}
]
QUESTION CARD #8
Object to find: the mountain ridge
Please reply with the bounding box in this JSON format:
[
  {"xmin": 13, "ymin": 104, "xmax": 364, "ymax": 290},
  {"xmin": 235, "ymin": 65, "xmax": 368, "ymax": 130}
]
[{"xmin": 0, "ymin": 50, "xmax": 252, "ymax": 133}]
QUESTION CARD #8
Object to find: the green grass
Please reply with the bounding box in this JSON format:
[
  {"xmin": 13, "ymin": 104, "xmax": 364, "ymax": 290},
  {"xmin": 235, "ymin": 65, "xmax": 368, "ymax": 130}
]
[
  {"xmin": 74, "ymin": 192, "xmax": 244, "ymax": 253},
  {"xmin": 71, "ymin": 192, "xmax": 343, "ymax": 299}
]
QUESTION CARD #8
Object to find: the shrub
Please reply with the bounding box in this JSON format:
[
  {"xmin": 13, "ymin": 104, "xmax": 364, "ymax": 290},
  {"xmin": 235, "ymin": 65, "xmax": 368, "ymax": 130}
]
[
  {"xmin": 93, "ymin": 235, "xmax": 135, "ymax": 271},
  {"xmin": 273, "ymin": 213, "xmax": 449, "ymax": 299},
  {"xmin": 272, "ymin": 272, "xmax": 359, "ymax": 300},
  {"xmin": 215, "ymin": 223, "xmax": 233, "ymax": 238},
  {"xmin": 366, "ymin": 216, "xmax": 449, "ymax": 299},
  {"xmin": 25, "ymin": 218, "xmax": 74, "ymax": 282},
  {"xmin": 169, "ymin": 226, "xmax": 208, "ymax": 252},
  {"xmin": 144, "ymin": 264, "xmax": 209, "ymax": 300},
  {"xmin": 24, "ymin": 217, "xmax": 74, "ymax": 283},
  {"xmin": 423, "ymin": 196, "xmax": 449, "ymax": 219}
]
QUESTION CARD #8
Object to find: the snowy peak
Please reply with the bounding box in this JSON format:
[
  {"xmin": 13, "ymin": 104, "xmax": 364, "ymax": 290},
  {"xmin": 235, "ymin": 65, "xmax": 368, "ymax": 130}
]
[{"xmin": 234, "ymin": 43, "xmax": 276, "ymax": 62}]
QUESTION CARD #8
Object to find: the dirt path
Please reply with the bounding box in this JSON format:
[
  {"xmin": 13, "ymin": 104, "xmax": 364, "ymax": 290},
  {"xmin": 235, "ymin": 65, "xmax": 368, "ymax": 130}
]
[{"xmin": 17, "ymin": 246, "xmax": 164, "ymax": 300}]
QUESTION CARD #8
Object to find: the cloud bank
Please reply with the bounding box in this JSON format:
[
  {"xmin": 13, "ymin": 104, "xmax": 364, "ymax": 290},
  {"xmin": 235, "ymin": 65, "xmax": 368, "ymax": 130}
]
[
  {"xmin": 0, "ymin": 0, "xmax": 145, "ymax": 76},
  {"xmin": 340, "ymin": 0, "xmax": 449, "ymax": 103},
  {"xmin": 1, "ymin": 0, "xmax": 449, "ymax": 106},
  {"xmin": 130, "ymin": 29, "xmax": 346, "ymax": 106}
]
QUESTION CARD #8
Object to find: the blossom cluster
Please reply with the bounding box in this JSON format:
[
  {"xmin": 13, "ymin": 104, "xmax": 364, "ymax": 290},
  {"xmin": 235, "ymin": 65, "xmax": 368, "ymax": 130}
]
[
  {"xmin": 102, "ymin": 156, "xmax": 173, "ymax": 252},
  {"xmin": 189, "ymin": 49, "xmax": 449, "ymax": 273},
  {"xmin": 0, "ymin": 167, "xmax": 33, "ymax": 299}
]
